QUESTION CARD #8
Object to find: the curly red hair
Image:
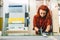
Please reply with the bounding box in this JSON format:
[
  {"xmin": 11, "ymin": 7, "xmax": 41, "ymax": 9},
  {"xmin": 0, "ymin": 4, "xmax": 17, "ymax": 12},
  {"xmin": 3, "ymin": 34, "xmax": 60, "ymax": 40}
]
[{"xmin": 37, "ymin": 5, "xmax": 52, "ymax": 19}]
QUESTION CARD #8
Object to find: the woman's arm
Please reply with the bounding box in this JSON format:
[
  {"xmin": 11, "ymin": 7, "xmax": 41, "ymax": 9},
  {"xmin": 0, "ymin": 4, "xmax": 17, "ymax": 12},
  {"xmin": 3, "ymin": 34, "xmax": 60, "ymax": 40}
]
[
  {"xmin": 33, "ymin": 16, "xmax": 38, "ymax": 31},
  {"xmin": 45, "ymin": 19, "xmax": 52, "ymax": 32},
  {"xmin": 45, "ymin": 25, "xmax": 50, "ymax": 32}
]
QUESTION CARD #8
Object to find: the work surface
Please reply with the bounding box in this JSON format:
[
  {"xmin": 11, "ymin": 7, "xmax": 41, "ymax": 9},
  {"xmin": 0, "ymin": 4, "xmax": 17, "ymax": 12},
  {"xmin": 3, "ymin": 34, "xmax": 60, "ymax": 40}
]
[{"xmin": 0, "ymin": 36, "xmax": 60, "ymax": 40}]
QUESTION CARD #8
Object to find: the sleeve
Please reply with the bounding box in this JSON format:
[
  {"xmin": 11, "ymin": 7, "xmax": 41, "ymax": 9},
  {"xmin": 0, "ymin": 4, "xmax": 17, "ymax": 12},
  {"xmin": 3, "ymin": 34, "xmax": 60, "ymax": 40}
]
[
  {"xmin": 33, "ymin": 16, "xmax": 37, "ymax": 30},
  {"xmin": 47, "ymin": 19, "xmax": 52, "ymax": 26}
]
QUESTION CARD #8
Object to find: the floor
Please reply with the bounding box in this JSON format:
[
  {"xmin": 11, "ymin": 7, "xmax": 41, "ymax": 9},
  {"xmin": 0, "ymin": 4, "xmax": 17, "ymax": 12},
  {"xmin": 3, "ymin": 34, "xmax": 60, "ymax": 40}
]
[{"xmin": 0, "ymin": 36, "xmax": 60, "ymax": 40}]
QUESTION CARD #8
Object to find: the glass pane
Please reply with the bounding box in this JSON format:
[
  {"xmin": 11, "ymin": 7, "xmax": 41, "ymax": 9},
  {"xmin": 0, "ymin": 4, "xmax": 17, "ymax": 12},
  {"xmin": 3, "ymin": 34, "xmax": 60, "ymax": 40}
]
[{"xmin": 9, "ymin": 5, "xmax": 23, "ymax": 13}]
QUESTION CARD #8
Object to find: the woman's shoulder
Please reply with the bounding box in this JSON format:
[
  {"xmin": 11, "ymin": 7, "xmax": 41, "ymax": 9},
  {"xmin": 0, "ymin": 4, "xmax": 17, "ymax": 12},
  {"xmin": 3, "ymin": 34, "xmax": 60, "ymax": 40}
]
[{"xmin": 34, "ymin": 15, "xmax": 38, "ymax": 18}]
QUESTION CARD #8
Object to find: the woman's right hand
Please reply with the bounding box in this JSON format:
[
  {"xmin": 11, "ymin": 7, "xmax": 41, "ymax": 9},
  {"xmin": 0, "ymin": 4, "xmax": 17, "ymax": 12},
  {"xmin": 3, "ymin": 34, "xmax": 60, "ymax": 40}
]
[{"xmin": 35, "ymin": 27, "xmax": 39, "ymax": 32}]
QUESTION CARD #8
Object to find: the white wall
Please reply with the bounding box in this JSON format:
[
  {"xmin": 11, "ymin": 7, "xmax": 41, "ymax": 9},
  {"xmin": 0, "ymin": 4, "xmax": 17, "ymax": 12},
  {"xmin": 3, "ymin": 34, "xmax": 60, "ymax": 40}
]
[
  {"xmin": 0, "ymin": 7, "xmax": 3, "ymax": 17},
  {"xmin": 0, "ymin": 0, "xmax": 3, "ymax": 17}
]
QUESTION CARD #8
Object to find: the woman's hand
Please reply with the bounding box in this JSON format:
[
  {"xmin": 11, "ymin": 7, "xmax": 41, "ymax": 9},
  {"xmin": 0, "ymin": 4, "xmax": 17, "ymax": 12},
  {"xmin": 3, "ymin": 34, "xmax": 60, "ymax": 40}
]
[
  {"xmin": 45, "ymin": 25, "xmax": 50, "ymax": 32},
  {"xmin": 35, "ymin": 27, "xmax": 39, "ymax": 32}
]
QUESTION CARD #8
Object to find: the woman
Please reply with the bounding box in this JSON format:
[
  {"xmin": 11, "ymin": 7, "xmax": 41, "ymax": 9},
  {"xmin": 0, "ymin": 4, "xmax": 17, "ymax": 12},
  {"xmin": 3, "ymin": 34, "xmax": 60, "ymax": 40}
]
[{"xmin": 33, "ymin": 5, "xmax": 52, "ymax": 35}]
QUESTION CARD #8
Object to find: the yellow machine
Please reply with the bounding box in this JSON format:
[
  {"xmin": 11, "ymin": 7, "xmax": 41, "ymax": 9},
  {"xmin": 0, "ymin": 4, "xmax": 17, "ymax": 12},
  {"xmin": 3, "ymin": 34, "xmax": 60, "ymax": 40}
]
[
  {"xmin": 8, "ymin": 18, "xmax": 25, "ymax": 23},
  {"xmin": 0, "ymin": 18, "xmax": 3, "ymax": 31}
]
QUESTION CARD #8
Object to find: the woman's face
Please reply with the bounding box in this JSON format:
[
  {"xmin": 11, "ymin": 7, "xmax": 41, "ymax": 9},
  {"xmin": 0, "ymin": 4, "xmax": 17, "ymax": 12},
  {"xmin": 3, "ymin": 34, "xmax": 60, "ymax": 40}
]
[{"xmin": 39, "ymin": 9, "xmax": 46, "ymax": 17}]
